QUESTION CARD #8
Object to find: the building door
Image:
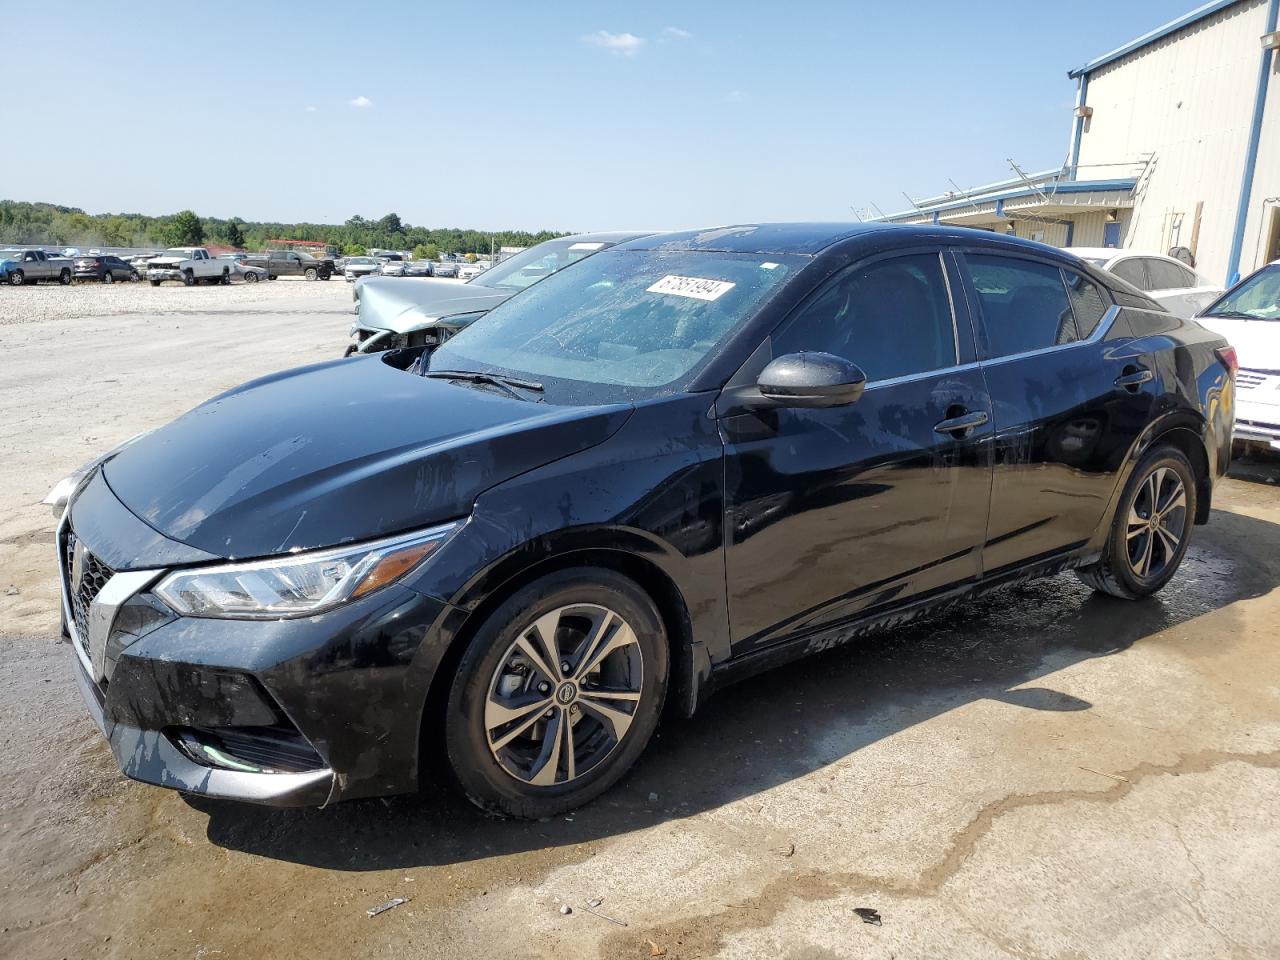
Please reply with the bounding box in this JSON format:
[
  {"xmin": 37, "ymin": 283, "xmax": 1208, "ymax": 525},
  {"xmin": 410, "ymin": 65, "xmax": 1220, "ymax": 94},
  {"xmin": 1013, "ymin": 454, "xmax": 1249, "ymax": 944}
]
[{"xmin": 1103, "ymin": 221, "xmax": 1122, "ymax": 248}]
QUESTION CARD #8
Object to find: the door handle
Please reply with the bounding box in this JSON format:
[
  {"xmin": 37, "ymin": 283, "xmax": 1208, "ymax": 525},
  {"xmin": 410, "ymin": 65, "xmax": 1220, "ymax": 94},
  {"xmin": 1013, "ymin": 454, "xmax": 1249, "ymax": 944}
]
[
  {"xmin": 934, "ymin": 410, "xmax": 989, "ymax": 435},
  {"xmin": 1114, "ymin": 367, "xmax": 1154, "ymax": 388}
]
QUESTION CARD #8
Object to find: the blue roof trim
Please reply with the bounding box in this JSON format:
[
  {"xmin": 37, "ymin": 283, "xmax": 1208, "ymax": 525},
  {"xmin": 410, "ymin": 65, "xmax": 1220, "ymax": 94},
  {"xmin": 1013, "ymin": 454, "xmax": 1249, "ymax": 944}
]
[
  {"xmin": 901, "ymin": 178, "xmax": 1137, "ymax": 217},
  {"xmin": 1067, "ymin": 0, "xmax": 1243, "ymax": 78}
]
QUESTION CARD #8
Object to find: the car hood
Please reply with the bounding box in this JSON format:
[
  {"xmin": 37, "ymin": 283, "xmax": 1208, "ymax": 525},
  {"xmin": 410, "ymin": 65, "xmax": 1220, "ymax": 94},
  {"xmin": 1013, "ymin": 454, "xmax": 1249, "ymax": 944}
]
[
  {"xmin": 102, "ymin": 355, "xmax": 632, "ymax": 559},
  {"xmin": 357, "ymin": 276, "xmax": 512, "ymax": 333},
  {"xmin": 1195, "ymin": 315, "xmax": 1280, "ymax": 370},
  {"xmin": 149, "ymin": 256, "xmax": 186, "ymax": 266}
]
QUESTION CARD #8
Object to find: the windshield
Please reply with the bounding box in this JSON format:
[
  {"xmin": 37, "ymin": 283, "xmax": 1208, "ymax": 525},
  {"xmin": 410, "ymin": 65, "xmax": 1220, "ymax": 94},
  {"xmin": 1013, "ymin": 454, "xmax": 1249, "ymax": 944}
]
[
  {"xmin": 427, "ymin": 249, "xmax": 803, "ymax": 402},
  {"xmin": 1203, "ymin": 266, "xmax": 1280, "ymax": 320},
  {"xmin": 347, "ymin": 257, "xmax": 375, "ymax": 265},
  {"xmin": 470, "ymin": 238, "xmax": 610, "ymax": 292}
]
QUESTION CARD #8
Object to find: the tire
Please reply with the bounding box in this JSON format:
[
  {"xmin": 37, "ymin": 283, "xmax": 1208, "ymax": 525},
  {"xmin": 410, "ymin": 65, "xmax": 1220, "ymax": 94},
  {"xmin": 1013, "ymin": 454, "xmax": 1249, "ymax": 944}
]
[
  {"xmin": 221, "ymin": 269, "xmax": 230, "ymax": 285},
  {"xmin": 244, "ymin": 271, "xmax": 260, "ymax": 283},
  {"xmin": 130, "ymin": 270, "xmax": 139, "ymax": 282},
  {"xmin": 320, "ymin": 271, "xmax": 331, "ymax": 281},
  {"xmin": 304, "ymin": 267, "xmax": 318, "ymax": 280},
  {"xmin": 268, "ymin": 275, "xmax": 278, "ymax": 281},
  {"xmin": 149, "ymin": 279, "xmax": 161, "ymax": 287},
  {"xmin": 444, "ymin": 568, "xmax": 669, "ymax": 819},
  {"xmin": 103, "ymin": 271, "xmax": 114, "ymax": 284},
  {"xmin": 1076, "ymin": 444, "xmax": 1197, "ymax": 599},
  {"xmin": 182, "ymin": 271, "xmax": 195, "ymax": 287},
  {"xmin": 59, "ymin": 269, "xmax": 71, "ymax": 285},
  {"xmin": 9, "ymin": 270, "xmax": 24, "ymax": 286}
]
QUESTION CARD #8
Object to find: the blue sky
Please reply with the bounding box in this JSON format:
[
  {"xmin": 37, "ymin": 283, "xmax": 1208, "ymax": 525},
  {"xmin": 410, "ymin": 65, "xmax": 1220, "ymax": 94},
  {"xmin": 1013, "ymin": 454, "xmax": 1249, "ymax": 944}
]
[{"xmin": 4, "ymin": 1, "xmax": 1193, "ymax": 231}]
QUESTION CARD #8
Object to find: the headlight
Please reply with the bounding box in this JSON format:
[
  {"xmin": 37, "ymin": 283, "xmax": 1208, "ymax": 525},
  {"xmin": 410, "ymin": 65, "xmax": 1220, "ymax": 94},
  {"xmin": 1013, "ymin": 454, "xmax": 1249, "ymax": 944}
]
[{"xmin": 153, "ymin": 522, "xmax": 461, "ymax": 619}]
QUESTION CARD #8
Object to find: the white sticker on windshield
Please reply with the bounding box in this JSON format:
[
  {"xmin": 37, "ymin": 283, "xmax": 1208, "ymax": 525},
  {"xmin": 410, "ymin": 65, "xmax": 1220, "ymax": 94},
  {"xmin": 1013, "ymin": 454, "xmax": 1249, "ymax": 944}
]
[
  {"xmin": 568, "ymin": 242, "xmax": 606, "ymax": 250},
  {"xmin": 760, "ymin": 262, "xmax": 780, "ymax": 270},
  {"xmin": 647, "ymin": 275, "xmax": 736, "ymax": 301}
]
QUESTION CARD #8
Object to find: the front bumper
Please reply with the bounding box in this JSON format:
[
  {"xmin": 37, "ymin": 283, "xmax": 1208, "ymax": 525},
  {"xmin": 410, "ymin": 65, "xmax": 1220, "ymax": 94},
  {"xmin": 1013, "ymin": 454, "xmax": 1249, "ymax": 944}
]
[
  {"xmin": 1234, "ymin": 396, "xmax": 1280, "ymax": 450},
  {"xmin": 62, "ymin": 474, "xmax": 456, "ymax": 806},
  {"xmin": 148, "ymin": 269, "xmax": 183, "ymax": 281}
]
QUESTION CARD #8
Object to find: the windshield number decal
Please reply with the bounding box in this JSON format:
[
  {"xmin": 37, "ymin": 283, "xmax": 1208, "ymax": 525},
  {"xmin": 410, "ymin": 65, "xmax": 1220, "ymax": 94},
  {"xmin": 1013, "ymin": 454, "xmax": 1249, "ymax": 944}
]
[{"xmin": 647, "ymin": 275, "xmax": 736, "ymax": 301}]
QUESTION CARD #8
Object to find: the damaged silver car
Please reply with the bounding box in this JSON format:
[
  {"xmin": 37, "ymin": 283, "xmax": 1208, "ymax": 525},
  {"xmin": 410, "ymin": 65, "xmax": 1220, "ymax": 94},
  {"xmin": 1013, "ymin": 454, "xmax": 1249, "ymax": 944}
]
[{"xmin": 345, "ymin": 232, "xmax": 653, "ymax": 356}]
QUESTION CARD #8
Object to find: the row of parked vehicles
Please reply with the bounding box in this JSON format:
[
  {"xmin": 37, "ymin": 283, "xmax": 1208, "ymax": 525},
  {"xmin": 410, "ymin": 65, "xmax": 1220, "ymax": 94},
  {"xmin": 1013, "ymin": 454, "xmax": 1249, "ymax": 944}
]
[
  {"xmin": 49, "ymin": 220, "xmax": 1273, "ymax": 819},
  {"xmin": 341, "ymin": 253, "xmax": 486, "ymax": 282}
]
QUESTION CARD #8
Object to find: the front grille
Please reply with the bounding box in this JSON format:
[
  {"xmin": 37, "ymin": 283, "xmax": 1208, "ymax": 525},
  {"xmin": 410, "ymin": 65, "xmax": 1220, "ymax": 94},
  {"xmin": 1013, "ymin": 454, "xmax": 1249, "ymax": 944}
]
[
  {"xmin": 1237, "ymin": 370, "xmax": 1269, "ymax": 392},
  {"xmin": 62, "ymin": 530, "xmax": 115, "ymax": 655}
]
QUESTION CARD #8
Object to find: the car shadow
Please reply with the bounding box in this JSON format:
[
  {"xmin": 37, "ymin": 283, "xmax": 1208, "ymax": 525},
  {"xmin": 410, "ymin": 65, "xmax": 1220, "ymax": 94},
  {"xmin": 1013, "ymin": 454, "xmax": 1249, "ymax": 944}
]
[{"xmin": 191, "ymin": 506, "xmax": 1279, "ymax": 872}]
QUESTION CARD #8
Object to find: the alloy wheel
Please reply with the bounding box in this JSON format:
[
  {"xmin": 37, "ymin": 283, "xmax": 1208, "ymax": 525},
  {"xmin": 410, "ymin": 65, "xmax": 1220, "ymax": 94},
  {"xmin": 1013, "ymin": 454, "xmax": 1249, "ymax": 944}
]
[
  {"xmin": 484, "ymin": 603, "xmax": 644, "ymax": 787},
  {"xmin": 1125, "ymin": 466, "xmax": 1187, "ymax": 579}
]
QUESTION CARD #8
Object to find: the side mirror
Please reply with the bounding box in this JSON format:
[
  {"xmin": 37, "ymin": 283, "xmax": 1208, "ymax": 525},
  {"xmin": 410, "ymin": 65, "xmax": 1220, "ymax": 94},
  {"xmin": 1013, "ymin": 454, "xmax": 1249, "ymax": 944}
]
[{"xmin": 756, "ymin": 352, "xmax": 867, "ymax": 408}]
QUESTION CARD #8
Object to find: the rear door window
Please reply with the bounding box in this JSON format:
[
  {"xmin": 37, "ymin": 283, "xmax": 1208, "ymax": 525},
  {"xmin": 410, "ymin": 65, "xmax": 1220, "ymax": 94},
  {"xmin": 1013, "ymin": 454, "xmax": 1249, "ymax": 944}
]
[
  {"xmin": 1147, "ymin": 258, "xmax": 1195, "ymax": 290},
  {"xmin": 963, "ymin": 255, "xmax": 1078, "ymax": 358},
  {"xmin": 1110, "ymin": 259, "xmax": 1148, "ymax": 290}
]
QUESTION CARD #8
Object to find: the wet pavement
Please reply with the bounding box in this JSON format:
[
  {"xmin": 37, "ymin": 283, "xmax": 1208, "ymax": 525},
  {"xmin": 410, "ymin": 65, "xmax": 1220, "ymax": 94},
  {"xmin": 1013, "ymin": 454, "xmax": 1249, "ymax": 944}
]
[{"xmin": 2, "ymin": 288, "xmax": 1279, "ymax": 958}]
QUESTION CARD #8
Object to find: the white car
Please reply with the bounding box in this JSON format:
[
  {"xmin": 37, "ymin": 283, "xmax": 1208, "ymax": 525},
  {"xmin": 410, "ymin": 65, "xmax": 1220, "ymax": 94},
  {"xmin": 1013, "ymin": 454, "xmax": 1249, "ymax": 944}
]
[
  {"xmin": 1195, "ymin": 261, "xmax": 1280, "ymax": 453},
  {"xmin": 343, "ymin": 256, "xmax": 380, "ymax": 281},
  {"xmin": 457, "ymin": 262, "xmax": 486, "ymax": 281},
  {"xmin": 378, "ymin": 258, "xmax": 407, "ymax": 277},
  {"xmin": 1067, "ymin": 248, "xmax": 1222, "ymax": 318}
]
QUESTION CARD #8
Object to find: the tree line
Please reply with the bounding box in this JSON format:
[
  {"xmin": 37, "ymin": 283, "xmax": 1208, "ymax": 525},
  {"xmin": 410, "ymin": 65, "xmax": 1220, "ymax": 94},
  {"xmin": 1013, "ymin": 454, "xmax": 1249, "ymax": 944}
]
[{"xmin": 0, "ymin": 201, "xmax": 567, "ymax": 257}]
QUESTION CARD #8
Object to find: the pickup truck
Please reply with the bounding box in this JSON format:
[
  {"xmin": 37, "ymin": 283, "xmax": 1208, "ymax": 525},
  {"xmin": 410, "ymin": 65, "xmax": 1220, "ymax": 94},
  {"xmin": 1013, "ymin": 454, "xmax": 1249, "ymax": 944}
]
[
  {"xmin": 242, "ymin": 250, "xmax": 335, "ymax": 280},
  {"xmin": 147, "ymin": 247, "xmax": 230, "ymax": 286},
  {"xmin": 0, "ymin": 249, "xmax": 73, "ymax": 286}
]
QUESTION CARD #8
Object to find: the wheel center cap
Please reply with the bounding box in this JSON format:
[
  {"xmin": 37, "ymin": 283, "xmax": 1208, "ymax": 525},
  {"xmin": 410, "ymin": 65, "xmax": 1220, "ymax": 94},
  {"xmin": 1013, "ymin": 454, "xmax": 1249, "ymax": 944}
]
[{"xmin": 555, "ymin": 681, "xmax": 578, "ymax": 706}]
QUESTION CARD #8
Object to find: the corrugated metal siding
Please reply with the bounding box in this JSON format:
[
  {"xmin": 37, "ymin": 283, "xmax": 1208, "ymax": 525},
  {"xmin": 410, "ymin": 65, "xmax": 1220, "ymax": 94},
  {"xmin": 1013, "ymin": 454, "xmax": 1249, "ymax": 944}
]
[
  {"xmin": 1076, "ymin": 0, "xmax": 1272, "ymax": 281},
  {"xmin": 1069, "ymin": 211, "xmax": 1109, "ymax": 247},
  {"xmin": 1245, "ymin": 30, "xmax": 1280, "ymax": 270}
]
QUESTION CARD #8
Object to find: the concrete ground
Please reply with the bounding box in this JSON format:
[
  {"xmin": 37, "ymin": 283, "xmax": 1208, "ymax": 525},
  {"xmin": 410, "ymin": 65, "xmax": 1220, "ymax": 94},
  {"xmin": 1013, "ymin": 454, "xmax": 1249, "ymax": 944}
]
[{"xmin": 1, "ymin": 280, "xmax": 1278, "ymax": 959}]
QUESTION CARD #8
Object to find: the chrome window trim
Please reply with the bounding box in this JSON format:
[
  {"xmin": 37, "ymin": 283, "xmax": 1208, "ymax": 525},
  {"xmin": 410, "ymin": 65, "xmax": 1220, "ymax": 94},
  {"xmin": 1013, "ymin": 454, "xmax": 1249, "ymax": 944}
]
[
  {"xmin": 937, "ymin": 251, "xmax": 962, "ymax": 367},
  {"xmin": 862, "ymin": 304, "xmax": 1121, "ymax": 392}
]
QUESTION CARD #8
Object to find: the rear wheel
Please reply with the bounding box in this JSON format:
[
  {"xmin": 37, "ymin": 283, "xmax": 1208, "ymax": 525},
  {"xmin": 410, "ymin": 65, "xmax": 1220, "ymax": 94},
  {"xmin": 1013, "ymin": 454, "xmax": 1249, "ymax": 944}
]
[
  {"xmin": 221, "ymin": 269, "xmax": 230, "ymax": 285},
  {"xmin": 59, "ymin": 269, "xmax": 71, "ymax": 285},
  {"xmin": 103, "ymin": 271, "xmax": 114, "ymax": 284},
  {"xmin": 1076, "ymin": 445, "xmax": 1197, "ymax": 599},
  {"xmin": 245, "ymin": 271, "xmax": 259, "ymax": 283},
  {"xmin": 444, "ymin": 568, "xmax": 668, "ymax": 819}
]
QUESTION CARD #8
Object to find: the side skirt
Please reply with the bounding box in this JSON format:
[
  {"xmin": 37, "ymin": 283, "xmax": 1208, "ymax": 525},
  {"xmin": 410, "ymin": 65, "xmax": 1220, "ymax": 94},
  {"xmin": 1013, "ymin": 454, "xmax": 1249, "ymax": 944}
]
[{"xmin": 699, "ymin": 550, "xmax": 1097, "ymax": 703}]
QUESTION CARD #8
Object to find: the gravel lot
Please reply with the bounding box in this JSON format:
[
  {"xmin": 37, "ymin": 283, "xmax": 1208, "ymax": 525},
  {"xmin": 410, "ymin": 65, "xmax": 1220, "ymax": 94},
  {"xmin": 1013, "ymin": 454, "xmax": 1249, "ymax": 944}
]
[
  {"xmin": 1, "ymin": 282, "xmax": 1279, "ymax": 960},
  {"xmin": 0, "ymin": 275, "xmax": 353, "ymax": 327}
]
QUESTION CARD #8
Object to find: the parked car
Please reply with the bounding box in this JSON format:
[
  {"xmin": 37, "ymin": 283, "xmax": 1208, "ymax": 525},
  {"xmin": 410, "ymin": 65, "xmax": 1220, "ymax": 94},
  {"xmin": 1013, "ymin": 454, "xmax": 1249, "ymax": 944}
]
[
  {"xmin": 1, "ymin": 249, "xmax": 72, "ymax": 285},
  {"xmin": 347, "ymin": 232, "xmax": 652, "ymax": 355},
  {"xmin": 1066, "ymin": 248, "xmax": 1222, "ymax": 318},
  {"xmin": 404, "ymin": 260, "xmax": 434, "ymax": 277},
  {"xmin": 457, "ymin": 262, "xmax": 486, "ymax": 281},
  {"xmin": 343, "ymin": 256, "xmax": 380, "ymax": 281},
  {"xmin": 148, "ymin": 247, "xmax": 229, "ymax": 286},
  {"xmin": 73, "ymin": 255, "xmax": 138, "ymax": 283},
  {"xmin": 1195, "ymin": 260, "xmax": 1280, "ymax": 454},
  {"xmin": 242, "ymin": 250, "xmax": 336, "ymax": 280},
  {"xmin": 50, "ymin": 224, "xmax": 1233, "ymax": 814},
  {"xmin": 430, "ymin": 260, "xmax": 459, "ymax": 279},
  {"xmin": 378, "ymin": 259, "xmax": 407, "ymax": 277},
  {"xmin": 216, "ymin": 254, "xmax": 268, "ymax": 284}
]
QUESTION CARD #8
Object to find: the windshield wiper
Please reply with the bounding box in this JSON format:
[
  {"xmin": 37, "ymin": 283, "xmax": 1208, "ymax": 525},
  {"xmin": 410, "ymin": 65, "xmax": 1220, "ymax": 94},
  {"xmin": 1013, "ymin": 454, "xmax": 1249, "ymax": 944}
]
[
  {"xmin": 1204, "ymin": 310, "xmax": 1270, "ymax": 320},
  {"xmin": 423, "ymin": 369, "xmax": 545, "ymax": 401}
]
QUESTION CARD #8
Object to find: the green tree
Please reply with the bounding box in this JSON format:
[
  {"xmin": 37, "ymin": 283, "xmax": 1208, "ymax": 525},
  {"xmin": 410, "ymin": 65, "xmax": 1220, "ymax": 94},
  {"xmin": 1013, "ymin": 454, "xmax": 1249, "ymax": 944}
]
[
  {"xmin": 412, "ymin": 243, "xmax": 440, "ymax": 261},
  {"xmin": 164, "ymin": 210, "xmax": 204, "ymax": 246},
  {"xmin": 223, "ymin": 219, "xmax": 246, "ymax": 248}
]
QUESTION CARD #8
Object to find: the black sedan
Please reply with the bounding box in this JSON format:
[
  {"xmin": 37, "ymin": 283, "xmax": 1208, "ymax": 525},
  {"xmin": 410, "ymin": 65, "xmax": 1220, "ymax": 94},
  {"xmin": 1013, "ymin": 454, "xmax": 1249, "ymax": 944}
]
[
  {"xmin": 73, "ymin": 255, "xmax": 137, "ymax": 283},
  {"xmin": 53, "ymin": 224, "xmax": 1234, "ymax": 816}
]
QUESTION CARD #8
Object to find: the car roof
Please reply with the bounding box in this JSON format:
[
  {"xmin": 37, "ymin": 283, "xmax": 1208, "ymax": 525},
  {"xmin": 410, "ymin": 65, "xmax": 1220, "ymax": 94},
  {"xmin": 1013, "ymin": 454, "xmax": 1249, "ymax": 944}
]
[
  {"xmin": 1065, "ymin": 247, "xmax": 1188, "ymax": 265},
  {"xmin": 618, "ymin": 222, "xmax": 1073, "ymax": 258},
  {"xmin": 559, "ymin": 231, "xmax": 658, "ymax": 244}
]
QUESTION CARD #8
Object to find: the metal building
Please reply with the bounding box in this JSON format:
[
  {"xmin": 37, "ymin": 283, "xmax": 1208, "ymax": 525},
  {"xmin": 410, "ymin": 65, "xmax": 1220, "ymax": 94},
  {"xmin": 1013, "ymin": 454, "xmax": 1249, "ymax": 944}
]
[{"xmin": 879, "ymin": 0, "xmax": 1280, "ymax": 285}]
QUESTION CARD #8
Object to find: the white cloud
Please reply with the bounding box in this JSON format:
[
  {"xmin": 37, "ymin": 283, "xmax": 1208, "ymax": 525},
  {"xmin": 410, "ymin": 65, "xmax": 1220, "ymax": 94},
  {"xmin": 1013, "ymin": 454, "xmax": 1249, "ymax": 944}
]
[
  {"xmin": 662, "ymin": 26, "xmax": 692, "ymax": 40},
  {"xmin": 582, "ymin": 30, "xmax": 644, "ymax": 56},
  {"xmin": 305, "ymin": 105, "xmax": 318, "ymax": 113},
  {"xmin": 726, "ymin": 90, "xmax": 745, "ymax": 103},
  {"xmin": 348, "ymin": 95, "xmax": 373, "ymax": 108}
]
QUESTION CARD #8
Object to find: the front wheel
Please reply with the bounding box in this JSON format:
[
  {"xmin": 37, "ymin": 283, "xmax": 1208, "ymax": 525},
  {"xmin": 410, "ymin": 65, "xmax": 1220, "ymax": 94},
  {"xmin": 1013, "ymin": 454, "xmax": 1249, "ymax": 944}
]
[
  {"xmin": 8, "ymin": 270, "xmax": 24, "ymax": 286},
  {"xmin": 244, "ymin": 271, "xmax": 259, "ymax": 283},
  {"xmin": 182, "ymin": 271, "xmax": 195, "ymax": 287},
  {"xmin": 304, "ymin": 267, "xmax": 318, "ymax": 280},
  {"xmin": 149, "ymin": 279, "xmax": 161, "ymax": 287},
  {"xmin": 1076, "ymin": 445, "xmax": 1197, "ymax": 599},
  {"xmin": 444, "ymin": 568, "xmax": 668, "ymax": 819}
]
